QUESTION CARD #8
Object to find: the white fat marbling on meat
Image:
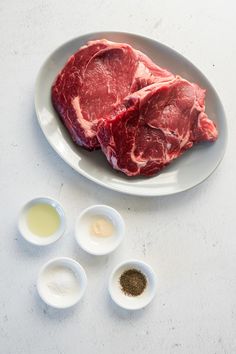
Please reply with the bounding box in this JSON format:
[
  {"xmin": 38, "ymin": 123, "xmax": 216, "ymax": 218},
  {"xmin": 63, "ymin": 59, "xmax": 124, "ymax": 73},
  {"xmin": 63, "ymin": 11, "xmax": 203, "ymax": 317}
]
[{"xmin": 71, "ymin": 96, "xmax": 96, "ymax": 138}]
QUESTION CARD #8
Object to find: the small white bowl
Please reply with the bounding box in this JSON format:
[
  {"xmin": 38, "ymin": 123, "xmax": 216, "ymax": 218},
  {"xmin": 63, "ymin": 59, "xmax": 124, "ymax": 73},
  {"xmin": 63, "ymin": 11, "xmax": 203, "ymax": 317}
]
[
  {"xmin": 75, "ymin": 205, "xmax": 125, "ymax": 256},
  {"xmin": 109, "ymin": 259, "xmax": 157, "ymax": 310},
  {"xmin": 37, "ymin": 257, "xmax": 87, "ymax": 309},
  {"xmin": 18, "ymin": 197, "xmax": 66, "ymax": 246}
]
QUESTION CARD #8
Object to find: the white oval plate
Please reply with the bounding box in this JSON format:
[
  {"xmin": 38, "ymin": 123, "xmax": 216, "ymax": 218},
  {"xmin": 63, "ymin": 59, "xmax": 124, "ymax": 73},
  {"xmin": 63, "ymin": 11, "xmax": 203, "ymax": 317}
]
[{"xmin": 35, "ymin": 32, "xmax": 227, "ymax": 197}]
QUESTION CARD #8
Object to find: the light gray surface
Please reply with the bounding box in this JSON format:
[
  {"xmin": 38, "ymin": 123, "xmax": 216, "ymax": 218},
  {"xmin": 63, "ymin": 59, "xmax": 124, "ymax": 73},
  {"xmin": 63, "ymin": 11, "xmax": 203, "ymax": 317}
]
[
  {"xmin": 35, "ymin": 31, "xmax": 227, "ymax": 196},
  {"xmin": 0, "ymin": 1, "xmax": 235, "ymax": 353}
]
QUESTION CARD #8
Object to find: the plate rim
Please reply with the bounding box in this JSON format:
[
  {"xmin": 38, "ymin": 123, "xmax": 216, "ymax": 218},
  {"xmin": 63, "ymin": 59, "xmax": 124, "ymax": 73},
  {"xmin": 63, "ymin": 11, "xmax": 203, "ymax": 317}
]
[{"xmin": 34, "ymin": 31, "xmax": 227, "ymax": 197}]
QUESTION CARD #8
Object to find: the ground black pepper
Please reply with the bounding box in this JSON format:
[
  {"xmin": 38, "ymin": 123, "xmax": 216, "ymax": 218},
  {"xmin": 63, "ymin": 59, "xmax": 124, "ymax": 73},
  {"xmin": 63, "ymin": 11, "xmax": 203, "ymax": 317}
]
[{"xmin": 119, "ymin": 269, "xmax": 147, "ymax": 296}]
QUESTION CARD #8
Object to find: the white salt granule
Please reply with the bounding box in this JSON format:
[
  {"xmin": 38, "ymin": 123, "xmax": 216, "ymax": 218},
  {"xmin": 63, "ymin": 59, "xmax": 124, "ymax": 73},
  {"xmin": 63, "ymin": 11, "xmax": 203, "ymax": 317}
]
[{"xmin": 44, "ymin": 266, "xmax": 80, "ymax": 297}]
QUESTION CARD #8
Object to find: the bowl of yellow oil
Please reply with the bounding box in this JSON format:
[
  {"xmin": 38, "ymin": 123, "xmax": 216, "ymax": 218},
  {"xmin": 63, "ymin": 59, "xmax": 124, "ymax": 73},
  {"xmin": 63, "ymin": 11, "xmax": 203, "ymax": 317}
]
[{"xmin": 18, "ymin": 197, "xmax": 66, "ymax": 245}]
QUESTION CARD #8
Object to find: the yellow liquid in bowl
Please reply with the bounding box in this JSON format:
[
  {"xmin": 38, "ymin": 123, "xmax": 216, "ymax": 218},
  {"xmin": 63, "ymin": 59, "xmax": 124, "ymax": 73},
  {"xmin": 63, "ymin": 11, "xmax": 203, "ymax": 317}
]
[{"xmin": 26, "ymin": 203, "xmax": 61, "ymax": 237}]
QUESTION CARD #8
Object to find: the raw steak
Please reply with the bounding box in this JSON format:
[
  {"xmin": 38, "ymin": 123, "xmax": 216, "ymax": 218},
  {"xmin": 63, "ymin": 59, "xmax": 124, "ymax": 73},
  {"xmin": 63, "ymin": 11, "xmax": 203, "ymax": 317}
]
[
  {"xmin": 97, "ymin": 77, "xmax": 218, "ymax": 176},
  {"xmin": 51, "ymin": 39, "xmax": 174, "ymax": 150}
]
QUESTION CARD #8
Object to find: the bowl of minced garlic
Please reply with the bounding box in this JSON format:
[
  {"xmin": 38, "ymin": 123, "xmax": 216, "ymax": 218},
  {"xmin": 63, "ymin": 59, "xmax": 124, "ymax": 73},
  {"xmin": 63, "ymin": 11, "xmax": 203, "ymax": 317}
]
[
  {"xmin": 75, "ymin": 205, "xmax": 125, "ymax": 255},
  {"xmin": 109, "ymin": 259, "xmax": 157, "ymax": 310}
]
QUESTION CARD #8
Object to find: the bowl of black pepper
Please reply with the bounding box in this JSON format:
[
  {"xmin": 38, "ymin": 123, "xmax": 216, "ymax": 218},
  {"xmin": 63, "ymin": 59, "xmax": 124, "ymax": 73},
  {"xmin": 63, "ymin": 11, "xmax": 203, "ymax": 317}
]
[{"xmin": 109, "ymin": 259, "xmax": 157, "ymax": 310}]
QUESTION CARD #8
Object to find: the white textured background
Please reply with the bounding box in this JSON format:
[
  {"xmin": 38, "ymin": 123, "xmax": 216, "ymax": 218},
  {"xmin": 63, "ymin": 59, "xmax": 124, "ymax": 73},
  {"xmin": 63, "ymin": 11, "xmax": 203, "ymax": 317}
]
[{"xmin": 1, "ymin": 1, "xmax": 235, "ymax": 353}]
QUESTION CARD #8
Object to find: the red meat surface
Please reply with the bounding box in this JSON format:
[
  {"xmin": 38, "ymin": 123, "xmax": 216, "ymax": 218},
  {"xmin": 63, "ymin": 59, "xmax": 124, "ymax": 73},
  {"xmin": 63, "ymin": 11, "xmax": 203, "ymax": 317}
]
[
  {"xmin": 51, "ymin": 39, "xmax": 174, "ymax": 150},
  {"xmin": 97, "ymin": 77, "xmax": 218, "ymax": 176}
]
